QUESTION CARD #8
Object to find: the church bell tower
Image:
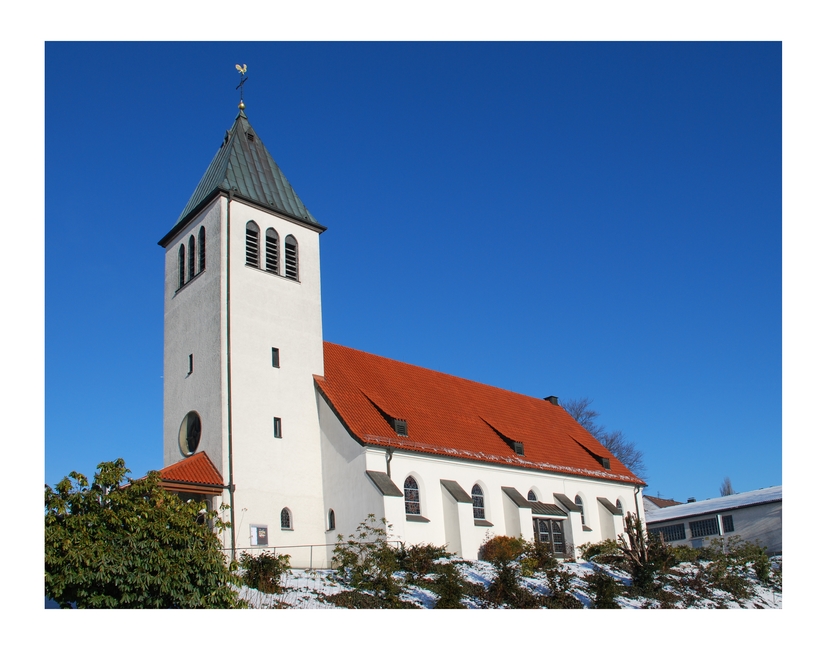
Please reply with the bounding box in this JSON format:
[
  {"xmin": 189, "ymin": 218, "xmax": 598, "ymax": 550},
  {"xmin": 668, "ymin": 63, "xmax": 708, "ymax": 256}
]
[{"xmin": 158, "ymin": 96, "xmax": 328, "ymax": 559}]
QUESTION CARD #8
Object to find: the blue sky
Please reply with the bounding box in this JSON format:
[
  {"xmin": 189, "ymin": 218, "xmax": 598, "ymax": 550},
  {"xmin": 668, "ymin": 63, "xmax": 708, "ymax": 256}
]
[{"xmin": 44, "ymin": 41, "xmax": 780, "ymax": 503}]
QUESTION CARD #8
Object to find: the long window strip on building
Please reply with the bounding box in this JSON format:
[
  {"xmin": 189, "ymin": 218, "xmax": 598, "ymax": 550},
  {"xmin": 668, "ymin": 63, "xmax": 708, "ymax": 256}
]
[
  {"xmin": 650, "ymin": 523, "xmax": 686, "ymax": 542},
  {"xmin": 403, "ymin": 476, "xmax": 420, "ymax": 515},
  {"xmin": 689, "ymin": 517, "xmax": 720, "ymax": 538}
]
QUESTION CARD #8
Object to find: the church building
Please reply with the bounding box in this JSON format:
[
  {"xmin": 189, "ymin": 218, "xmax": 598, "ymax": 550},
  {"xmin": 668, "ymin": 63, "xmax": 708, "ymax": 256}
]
[{"xmin": 157, "ymin": 101, "xmax": 646, "ymax": 567}]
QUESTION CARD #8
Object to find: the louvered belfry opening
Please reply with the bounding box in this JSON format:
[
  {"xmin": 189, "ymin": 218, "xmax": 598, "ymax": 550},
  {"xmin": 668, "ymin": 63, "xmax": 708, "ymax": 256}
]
[
  {"xmin": 178, "ymin": 244, "xmax": 186, "ymax": 288},
  {"xmin": 284, "ymin": 235, "xmax": 299, "ymax": 279},
  {"xmin": 245, "ymin": 221, "xmax": 260, "ymax": 267},
  {"xmin": 265, "ymin": 228, "xmax": 279, "ymax": 274}
]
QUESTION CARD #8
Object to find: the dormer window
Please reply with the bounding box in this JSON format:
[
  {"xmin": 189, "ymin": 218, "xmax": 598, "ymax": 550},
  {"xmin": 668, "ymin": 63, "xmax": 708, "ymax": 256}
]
[{"xmin": 393, "ymin": 419, "xmax": 408, "ymax": 437}]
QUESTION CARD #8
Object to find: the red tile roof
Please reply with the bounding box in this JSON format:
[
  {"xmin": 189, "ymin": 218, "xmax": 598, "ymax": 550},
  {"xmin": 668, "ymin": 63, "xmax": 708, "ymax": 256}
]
[
  {"xmin": 160, "ymin": 452, "xmax": 224, "ymax": 495},
  {"xmin": 315, "ymin": 342, "xmax": 644, "ymax": 485},
  {"xmin": 643, "ymin": 495, "xmax": 683, "ymax": 508}
]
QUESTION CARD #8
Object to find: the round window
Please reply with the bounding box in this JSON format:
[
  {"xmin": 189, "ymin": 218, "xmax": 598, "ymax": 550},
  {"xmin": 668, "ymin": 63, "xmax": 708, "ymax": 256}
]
[{"xmin": 178, "ymin": 411, "xmax": 202, "ymax": 456}]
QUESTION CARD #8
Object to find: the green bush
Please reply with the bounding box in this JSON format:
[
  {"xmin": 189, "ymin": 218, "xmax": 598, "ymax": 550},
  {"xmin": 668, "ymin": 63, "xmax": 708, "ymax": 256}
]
[
  {"xmin": 578, "ymin": 538, "xmax": 621, "ymax": 562},
  {"xmin": 45, "ymin": 459, "xmax": 243, "ymax": 609},
  {"xmin": 238, "ymin": 550, "xmax": 291, "ymax": 594},
  {"xmin": 396, "ymin": 542, "xmax": 450, "ymax": 581},
  {"xmin": 584, "ymin": 566, "xmax": 622, "ymax": 608},
  {"xmin": 542, "ymin": 561, "xmax": 583, "ymax": 609},
  {"xmin": 479, "ymin": 535, "xmax": 526, "ymax": 566},
  {"xmin": 519, "ymin": 539, "xmax": 557, "ymax": 576},
  {"xmin": 431, "ymin": 561, "xmax": 467, "ymax": 608},
  {"xmin": 331, "ymin": 514, "xmax": 404, "ymax": 606}
]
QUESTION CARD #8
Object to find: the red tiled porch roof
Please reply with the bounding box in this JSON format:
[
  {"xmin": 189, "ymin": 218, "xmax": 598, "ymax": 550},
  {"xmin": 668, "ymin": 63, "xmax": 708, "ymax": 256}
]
[
  {"xmin": 315, "ymin": 342, "xmax": 644, "ymax": 485},
  {"xmin": 160, "ymin": 452, "xmax": 224, "ymax": 495}
]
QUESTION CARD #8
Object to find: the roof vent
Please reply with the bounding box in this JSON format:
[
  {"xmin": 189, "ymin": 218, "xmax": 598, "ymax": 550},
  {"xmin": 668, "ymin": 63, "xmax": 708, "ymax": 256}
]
[
  {"xmin": 601, "ymin": 457, "xmax": 611, "ymax": 470},
  {"xmin": 544, "ymin": 395, "xmax": 559, "ymax": 405},
  {"xmin": 393, "ymin": 419, "xmax": 408, "ymax": 437},
  {"xmin": 246, "ymin": 132, "xmax": 255, "ymax": 142},
  {"xmin": 513, "ymin": 442, "xmax": 524, "ymax": 456},
  {"xmin": 687, "ymin": 497, "xmax": 696, "ymax": 503}
]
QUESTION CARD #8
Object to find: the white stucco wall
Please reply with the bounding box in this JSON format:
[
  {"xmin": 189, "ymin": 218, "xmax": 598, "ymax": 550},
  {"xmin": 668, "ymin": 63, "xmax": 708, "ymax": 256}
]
[
  {"xmin": 316, "ymin": 400, "xmax": 645, "ymax": 561},
  {"xmin": 163, "ymin": 195, "xmax": 328, "ymax": 563}
]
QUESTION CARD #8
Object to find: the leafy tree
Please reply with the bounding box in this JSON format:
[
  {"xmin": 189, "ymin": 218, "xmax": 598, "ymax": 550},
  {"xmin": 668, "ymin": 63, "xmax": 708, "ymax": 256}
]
[
  {"xmin": 720, "ymin": 476, "xmax": 735, "ymax": 496},
  {"xmin": 561, "ymin": 397, "xmax": 647, "ymax": 478},
  {"xmin": 45, "ymin": 459, "xmax": 243, "ymax": 608}
]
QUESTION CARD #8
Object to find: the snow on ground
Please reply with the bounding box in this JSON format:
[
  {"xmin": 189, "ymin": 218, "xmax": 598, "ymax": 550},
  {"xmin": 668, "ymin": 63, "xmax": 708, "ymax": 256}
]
[{"xmin": 237, "ymin": 557, "xmax": 782, "ymax": 609}]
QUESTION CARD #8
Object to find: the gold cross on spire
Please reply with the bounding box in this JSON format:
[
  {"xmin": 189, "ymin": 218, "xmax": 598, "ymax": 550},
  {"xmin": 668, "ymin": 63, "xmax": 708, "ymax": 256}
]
[{"xmin": 235, "ymin": 64, "xmax": 248, "ymax": 110}]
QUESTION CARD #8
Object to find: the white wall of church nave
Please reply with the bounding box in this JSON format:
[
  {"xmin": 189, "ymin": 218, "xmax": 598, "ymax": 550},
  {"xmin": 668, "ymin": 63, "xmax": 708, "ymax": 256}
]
[
  {"xmin": 317, "ymin": 393, "xmax": 385, "ymax": 556},
  {"xmin": 372, "ymin": 450, "xmax": 643, "ymax": 557},
  {"xmin": 162, "ymin": 199, "xmax": 226, "ymax": 472},
  {"xmin": 225, "ymin": 199, "xmax": 326, "ymax": 550}
]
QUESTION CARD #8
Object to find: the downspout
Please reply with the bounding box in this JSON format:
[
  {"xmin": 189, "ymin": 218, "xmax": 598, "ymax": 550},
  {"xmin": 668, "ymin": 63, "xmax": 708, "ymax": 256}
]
[
  {"xmin": 385, "ymin": 448, "xmax": 394, "ymax": 477},
  {"xmin": 225, "ymin": 191, "xmax": 237, "ymax": 561},
  {"xmin": 634, "ymin": 484, "xmax": 642, "ymax": 522}
]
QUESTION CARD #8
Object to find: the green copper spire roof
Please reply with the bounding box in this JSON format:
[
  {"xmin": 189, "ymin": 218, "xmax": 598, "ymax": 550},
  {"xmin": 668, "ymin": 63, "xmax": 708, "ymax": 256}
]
[{"xmin": 175, "ymin": 110, "xmax": 320, "ymax": 228}]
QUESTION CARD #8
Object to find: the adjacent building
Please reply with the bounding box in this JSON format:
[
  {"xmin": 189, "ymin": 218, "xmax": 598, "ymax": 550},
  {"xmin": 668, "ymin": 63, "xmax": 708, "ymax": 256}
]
[{"xmin": 646, "ymin": 486, "xmax": 782, "ymax": 555}]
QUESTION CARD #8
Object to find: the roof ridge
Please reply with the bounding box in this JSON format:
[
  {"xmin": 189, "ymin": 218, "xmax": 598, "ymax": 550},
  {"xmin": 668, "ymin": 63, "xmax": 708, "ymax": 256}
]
[{"xmin": 323, "ymin": 341, "xmax": 556, "ymax": 407}]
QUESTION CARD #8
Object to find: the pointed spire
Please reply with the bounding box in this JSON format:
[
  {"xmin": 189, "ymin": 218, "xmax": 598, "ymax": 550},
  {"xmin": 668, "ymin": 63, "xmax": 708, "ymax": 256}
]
[{"xmin": 172, "ymin": 111, "xmax": 321, "ymax": 229}]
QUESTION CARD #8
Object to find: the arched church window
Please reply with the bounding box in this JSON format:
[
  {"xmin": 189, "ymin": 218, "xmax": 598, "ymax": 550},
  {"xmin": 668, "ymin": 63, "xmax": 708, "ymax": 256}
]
[
  {"xmin": 284, "ymin": 235, "xmax": 299, "ymax": 280},
  {"xmin": 404, "ymin": 476, "xmax": 421, "ymax": 515},
  {"xmin": 265, "ymin": 228, "xmax": 279, "ymax": 274},
  {"xmin": 178, "ymin": 244, "xmax": 186, "ymax": 288},
  {"xmin": 177, "ymin": 411, "xmax": 201, "ymax": 456},
  {"xmin": 188, "ymin": 234, "xmax": 196, "ymax": 280},
  {"xmin": 245, "ymin": 221, "xmax": 260, "ymax": 267},
  {"xmin": 328, "ymin": 509, "xmax": 336, "ymax": 531},
  {"xmin": 198, "ymin": 226, "xmax": 206, "ymax": 273},
  {"xmin": 280, "ymin": 508, "xmax": 292, "ymax": 530},
  {"xmin": 472, "ymin": 484, "xmax": 485, "ymax": 520},
  {"xmin": 575, "ymin": 495, "xmax": 586, "ymax": 526},
  {"xmin": 616, "ymin": 499, "xmax": 623, "ymax": 515},
  {"xmin": 527, "ymin": 490, "xmax": 537, "ymax": 502}
]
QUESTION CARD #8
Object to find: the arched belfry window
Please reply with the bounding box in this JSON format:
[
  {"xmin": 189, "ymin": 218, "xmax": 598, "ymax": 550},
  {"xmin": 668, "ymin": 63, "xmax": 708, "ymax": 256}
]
[
  {"xmin": 472, "ymin": 484, "xmax": 485, "ymax": 520},
  {"xmin": 246, "ymin": 221, "xmax": 260, "ymax": 267},
  {"xmin": 198, "ymin": 226, "xmax": 206, "ymax": 273},
  {"xmin": 178, "ymin": 244, "xmax": 186, "ymax": 288},
  {"xmin": 265, "ymin": 228, "xmax": 279, "ymax": 274},
  {"xmin": 284, "ymin": 235, "xmax": 299, "ymax": 280},
  {"xmin": 188, "ymin": 235, "xmax": 196, "ymax": 280},
  {"xmin": 280, "ymin": 508, "xmax": 292, "ymax": 530},
  {"xmin": 404, "ymin": 476, "xmax": 421, "ymax": 515}
]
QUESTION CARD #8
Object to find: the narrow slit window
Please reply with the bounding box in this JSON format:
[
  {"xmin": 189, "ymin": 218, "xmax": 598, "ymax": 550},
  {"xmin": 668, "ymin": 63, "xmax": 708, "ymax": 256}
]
[
  {"xmin": 198, "ymin": 226, "xmax": 206, "ymax": 273},
  {"xmin": 284, "ymin": 235, "xmax": 299, "ymax": 280},
  {"xmin": 188, "ymin": 234, "xmax": 196, "ymax": 280},
  {"xmin": 273, "ymin": 417, "xmax": 282, "ymax": 439},
  {"xmin": 272, "ymin": 347, "xmax": 280, "ymax": 368},
  {"xmin": 265, "ymin": 228, "xmax": 279, "ymax": 274},
  {"xmin": 245, "ymin": 221, "xmax": 260, "ymax": 267},
  {"xmin": 187, "ymin": 354, "xmax": 193, "ymax": 374},
  {"xmin": 328, "ymin": 509, "xmax": 336, "ymax": 531},
  {"xmin": 178, "ymin": 244, "xmax": 186, "ymax": 288}
]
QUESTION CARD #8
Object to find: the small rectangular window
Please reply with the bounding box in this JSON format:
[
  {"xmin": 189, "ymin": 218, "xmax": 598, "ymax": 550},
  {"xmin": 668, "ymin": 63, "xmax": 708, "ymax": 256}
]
[
  {"xmin": 187, "ymin": 354, "xmax": 193, "ymax": 375},
  {"xmin": 273, "ymin": 417, "xmax": 282, "ymax": 439},
  {"xmin": 272, "ymin": 347, "xmax": 280, "ymax": 368},
  {"xmin": 250, "ymin": 525, "xmax": 268, "ymax": 546},
  {"xmin": 722, "ymin": 514, "xmax": 735, "ymax": 533}
]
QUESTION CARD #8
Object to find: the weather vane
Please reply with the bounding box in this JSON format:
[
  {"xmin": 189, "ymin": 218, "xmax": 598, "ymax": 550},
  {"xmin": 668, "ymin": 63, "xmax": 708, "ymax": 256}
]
[{"xmin": 235, "ymin": 64, "xmax": 248, "ymax": 110}]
